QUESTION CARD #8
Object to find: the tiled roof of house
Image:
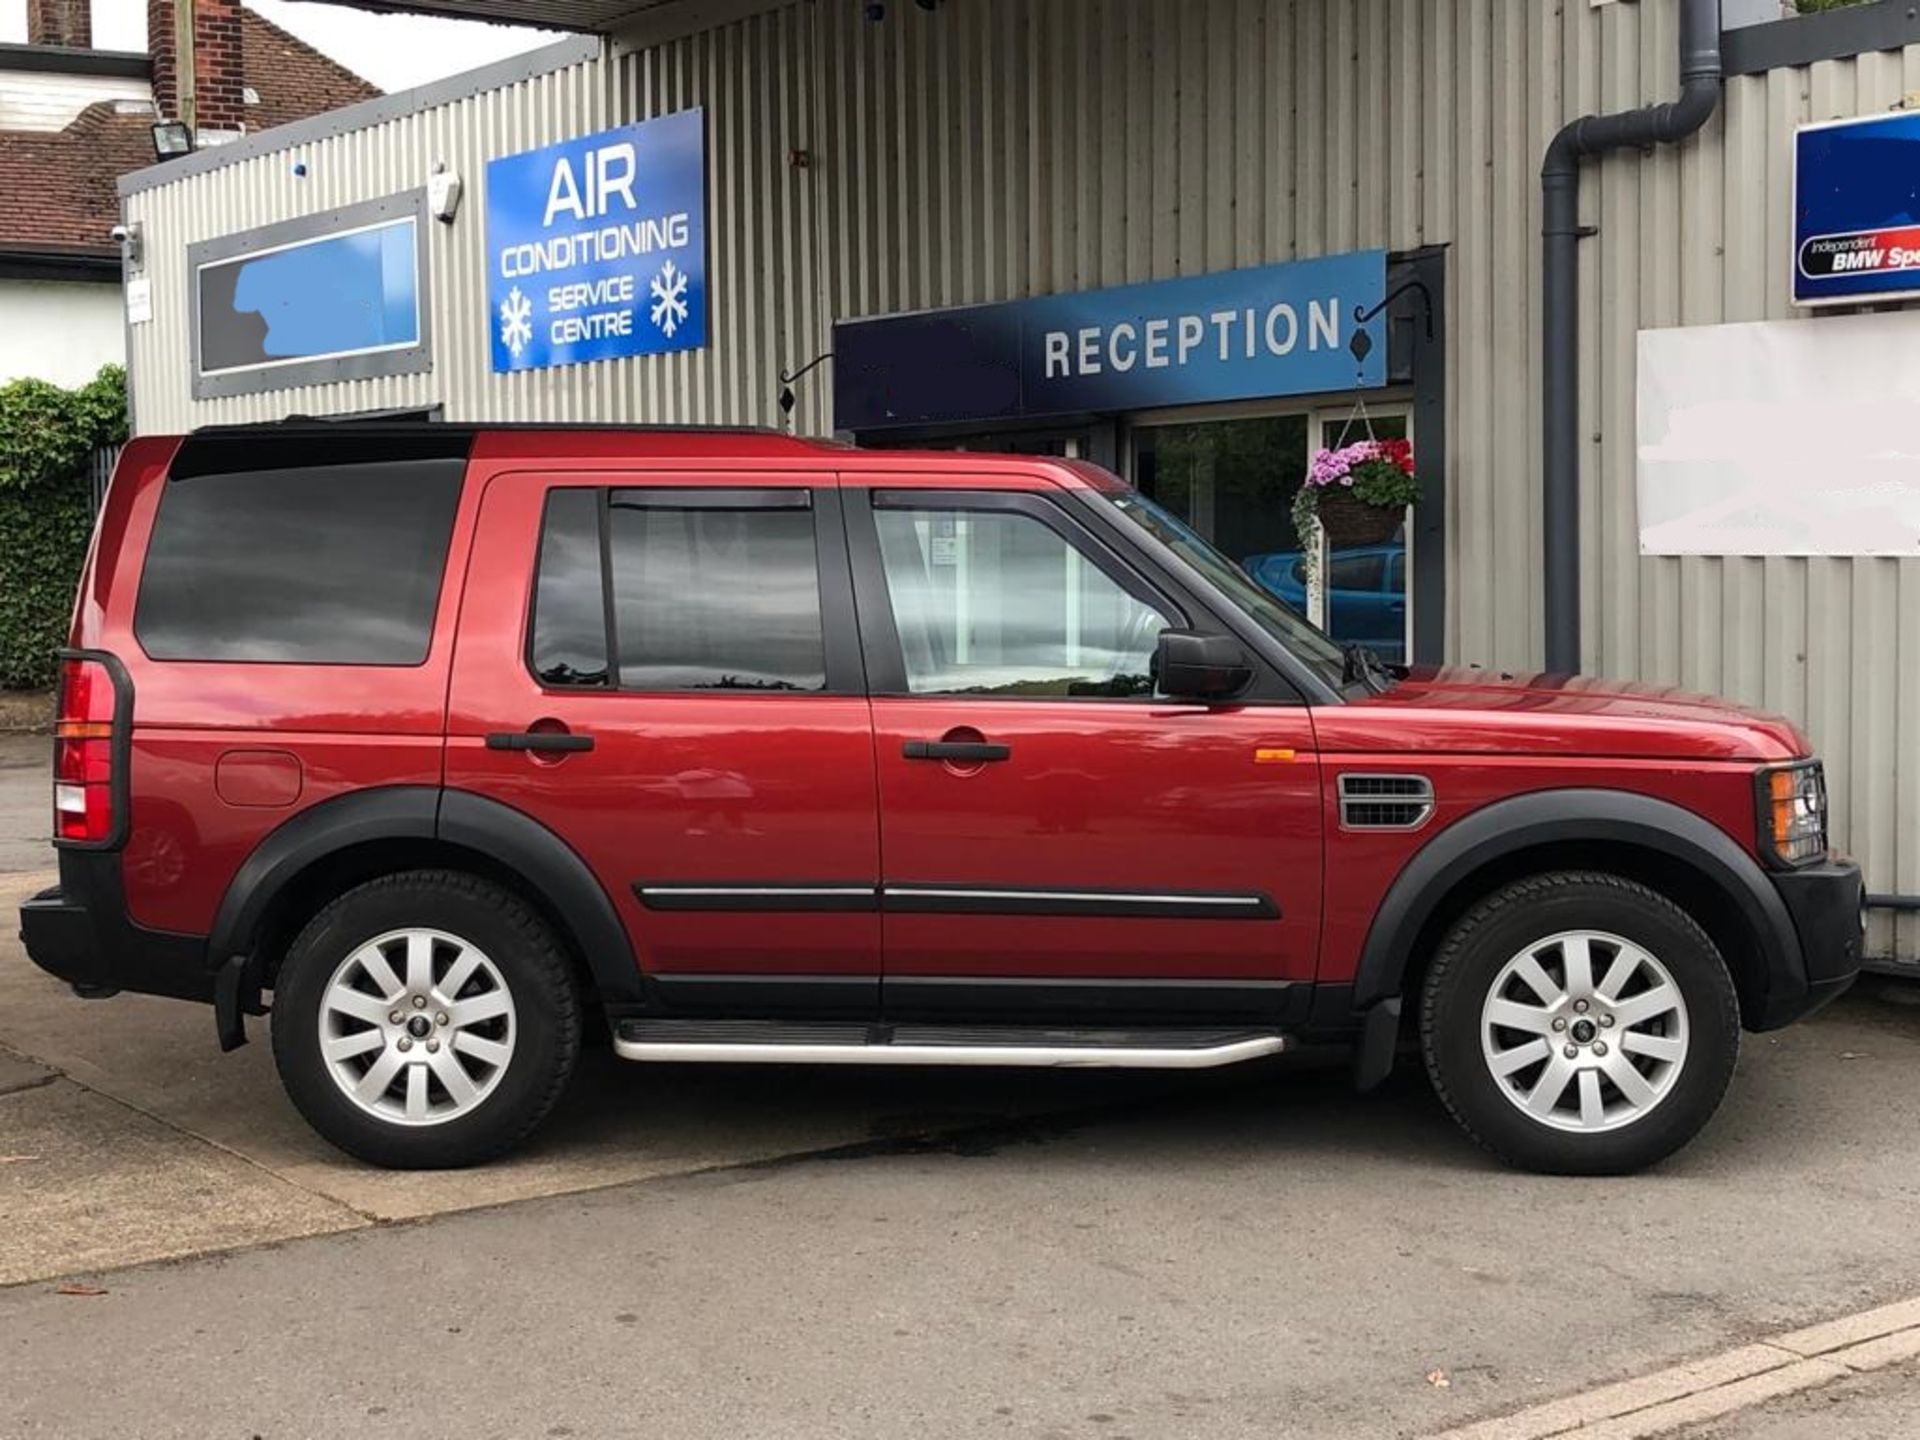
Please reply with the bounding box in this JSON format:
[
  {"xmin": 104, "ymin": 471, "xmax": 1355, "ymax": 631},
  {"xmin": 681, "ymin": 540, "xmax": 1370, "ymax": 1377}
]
[
  {"xmin": 0, "ymin": 9, "xmax": 378, "ymax": 262},
  {"xmin": 241, "ymin": 8, "xmax": 378, "ymax": 131},
  {"xmin": 0, "ymin": 101, "xmax": 157, "ymax": 257}
]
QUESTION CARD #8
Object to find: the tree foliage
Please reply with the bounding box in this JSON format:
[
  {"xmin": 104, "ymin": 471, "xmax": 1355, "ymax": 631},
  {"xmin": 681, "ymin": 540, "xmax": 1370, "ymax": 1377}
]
[{"xmin": 0, "ymin": 366, "xmax": 127, "ymax": 690}]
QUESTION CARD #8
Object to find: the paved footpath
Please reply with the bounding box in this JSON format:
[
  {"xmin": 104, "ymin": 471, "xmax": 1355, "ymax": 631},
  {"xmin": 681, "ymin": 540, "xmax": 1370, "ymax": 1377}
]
[
  {"xmin": 0, "ymin": 733, "xmax": 50, "ymax": 875},
  {"xmin": 1684, "ymin": 1362, "xmax": 1920, "ymax": 1439}
]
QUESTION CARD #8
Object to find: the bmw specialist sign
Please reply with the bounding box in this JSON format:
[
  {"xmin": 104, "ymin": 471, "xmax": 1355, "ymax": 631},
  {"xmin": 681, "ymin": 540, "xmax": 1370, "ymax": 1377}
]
[
  {"xmin": 486, "ymin": 108, "xmax": 707, "ymax": 372},
  {"xmin": 1794, "ymin": 112, "xmax": 1920, "ymax": 307}
]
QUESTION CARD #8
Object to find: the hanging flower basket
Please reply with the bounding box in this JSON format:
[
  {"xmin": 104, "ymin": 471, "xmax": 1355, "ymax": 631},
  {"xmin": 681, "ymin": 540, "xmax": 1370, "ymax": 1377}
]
[
  {"xmin": 1313, "ymin": 487, "xmax": 1406, "ymax": 546},
  {"xmin": 1291, "ymin": 437, "xmax": 1420, "ymax": 556}
]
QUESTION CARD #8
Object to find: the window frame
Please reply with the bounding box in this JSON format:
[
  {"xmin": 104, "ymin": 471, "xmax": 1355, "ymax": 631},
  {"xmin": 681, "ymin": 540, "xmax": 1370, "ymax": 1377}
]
[
  {"xmin": 845, "ymin": 485, "xmax": 1191, "ymax": 702},
  {"xmin": 187, "ymin": 191, "xmax": 433, "ymax": 401},
  {"xmin": 522, "ymin": 482, "xmax": 863, "ymax": 699}
]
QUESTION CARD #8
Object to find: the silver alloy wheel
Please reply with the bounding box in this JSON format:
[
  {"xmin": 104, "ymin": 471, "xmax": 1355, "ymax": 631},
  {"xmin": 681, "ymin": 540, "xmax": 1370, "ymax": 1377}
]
[
  {"xmin": 317, "ymin": 927, "xmax": 517, "ymax": 1127},
  {"xmin": 1479, "ymin": 928, "xmax": 1689, "ymax": 1134}
]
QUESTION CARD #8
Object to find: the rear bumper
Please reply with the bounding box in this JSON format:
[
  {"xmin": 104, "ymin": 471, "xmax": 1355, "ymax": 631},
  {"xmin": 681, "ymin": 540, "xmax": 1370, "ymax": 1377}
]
[
  {"xmin": 18, "ymin": 852, "xmax": 213, "ymax": 1004},
  {"xmin": 1752, "ymin": 856, "xmax": 1863, "ymax": 1029}
]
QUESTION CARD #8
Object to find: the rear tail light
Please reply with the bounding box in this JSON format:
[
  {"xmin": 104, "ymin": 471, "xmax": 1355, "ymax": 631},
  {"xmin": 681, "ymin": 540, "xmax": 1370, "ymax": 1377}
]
[{"xmin": 53, "ymin": 651, "xmax": 129, "ymax": 848}]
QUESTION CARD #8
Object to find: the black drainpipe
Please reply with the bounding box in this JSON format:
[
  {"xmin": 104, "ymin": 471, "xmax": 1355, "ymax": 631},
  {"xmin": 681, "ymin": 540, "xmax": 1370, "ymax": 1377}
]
[{"xmin": 1541, "ymin": 0, "xmax": 1723, "ymax": 674}]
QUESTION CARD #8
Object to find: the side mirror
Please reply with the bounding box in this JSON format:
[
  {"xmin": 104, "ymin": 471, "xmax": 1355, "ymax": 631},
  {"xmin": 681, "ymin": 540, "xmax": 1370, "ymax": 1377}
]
[{"xmin": 1154, "ymin": 629, "xmax": 1253, "ymax": 701}]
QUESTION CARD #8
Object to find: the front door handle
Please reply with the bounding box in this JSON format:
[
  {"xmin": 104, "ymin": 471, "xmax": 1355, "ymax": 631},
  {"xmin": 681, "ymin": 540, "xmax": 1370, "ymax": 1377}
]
[
  {"xmin": 486, "ymin": 731, "xmax": 594, "ymax": 753},
  {"xmin": 903, "ymin": 739, "xmax": 1011, "ymax": 763}
]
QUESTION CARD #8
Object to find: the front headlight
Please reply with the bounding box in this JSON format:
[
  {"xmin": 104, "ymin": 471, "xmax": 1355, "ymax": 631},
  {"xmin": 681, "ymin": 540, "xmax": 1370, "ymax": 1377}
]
[{"xmin": 1757, "ymin": 761, "xmax": 1827, "ymax": 867}]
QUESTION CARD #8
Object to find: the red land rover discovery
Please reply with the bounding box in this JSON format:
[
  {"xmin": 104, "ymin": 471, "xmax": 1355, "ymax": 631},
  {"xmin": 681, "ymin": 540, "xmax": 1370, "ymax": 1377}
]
[{"xmin": 19, "ymin": 423, "xmax": 1862, "ymax": 1173}]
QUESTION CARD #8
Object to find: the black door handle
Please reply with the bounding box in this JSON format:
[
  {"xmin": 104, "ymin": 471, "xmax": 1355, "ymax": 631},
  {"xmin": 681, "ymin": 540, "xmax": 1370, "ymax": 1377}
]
[
  {"xmin": 486, "ymin": 731, "xmax": 594, "ymax": 753},
  {"xmin": 903, "ymin": 739, "xmax": 1011, "ymax": 763}
]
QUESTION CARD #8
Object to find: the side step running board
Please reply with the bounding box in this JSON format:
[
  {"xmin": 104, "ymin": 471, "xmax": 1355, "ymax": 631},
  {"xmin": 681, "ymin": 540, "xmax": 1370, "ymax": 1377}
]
[{"xmin": 612, "ymin": 1020, "xmax": 1289, "ymax": 1070}]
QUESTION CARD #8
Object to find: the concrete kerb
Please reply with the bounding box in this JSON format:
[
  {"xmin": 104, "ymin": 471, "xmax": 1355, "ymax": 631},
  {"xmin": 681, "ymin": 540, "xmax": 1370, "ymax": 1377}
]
[{"xmin": 1429, "ymin": 1297, "xmax": 1920, "ymax": 1439}]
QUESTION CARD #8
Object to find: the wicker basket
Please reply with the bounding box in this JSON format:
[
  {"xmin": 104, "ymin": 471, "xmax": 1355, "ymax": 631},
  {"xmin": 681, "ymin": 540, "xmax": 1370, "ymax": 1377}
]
[{"xmin": 1314, "ymin": 488, "xmax": 1405, "ymax": 547}]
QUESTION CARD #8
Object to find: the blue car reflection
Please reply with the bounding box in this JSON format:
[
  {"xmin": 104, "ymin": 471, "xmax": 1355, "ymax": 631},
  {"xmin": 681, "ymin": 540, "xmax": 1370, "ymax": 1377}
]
[{"xmin": 1243, "ymin": 543, "xmax": 1407, "ymax": 663}]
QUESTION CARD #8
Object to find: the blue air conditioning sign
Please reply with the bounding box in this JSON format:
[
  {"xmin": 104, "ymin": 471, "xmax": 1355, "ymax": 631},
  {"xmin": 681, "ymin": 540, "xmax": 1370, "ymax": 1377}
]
[
  {"xmin": 486, "ymin": 108, "xmax": 707, "ymax": 372},
  {"xmin": 835, "ymin": 250, "xmax": 1386, "ymax": 430},
  {"xmin": 1794, "ymin": 112, "xmax": 1920, "ymax": 307}
]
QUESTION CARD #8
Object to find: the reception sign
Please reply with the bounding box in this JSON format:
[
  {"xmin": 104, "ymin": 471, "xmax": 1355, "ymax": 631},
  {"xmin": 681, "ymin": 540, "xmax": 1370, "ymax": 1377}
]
[{"xmin": 835, "ymin": 250, "xmax": 1387, "ymax": 430}]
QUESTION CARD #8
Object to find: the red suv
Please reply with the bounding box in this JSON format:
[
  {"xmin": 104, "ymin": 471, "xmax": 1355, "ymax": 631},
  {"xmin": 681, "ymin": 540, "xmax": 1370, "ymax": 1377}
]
[{"xmin": 20, "ymin": 424, "xmax": 1861, "ymax": 1173}]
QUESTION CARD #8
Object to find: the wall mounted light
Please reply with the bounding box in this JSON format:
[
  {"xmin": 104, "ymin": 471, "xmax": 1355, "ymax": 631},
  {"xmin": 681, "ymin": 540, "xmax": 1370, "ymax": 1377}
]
[{"xmin": 150, "ymin": 121, "xmax": 194, "ymax": 160}]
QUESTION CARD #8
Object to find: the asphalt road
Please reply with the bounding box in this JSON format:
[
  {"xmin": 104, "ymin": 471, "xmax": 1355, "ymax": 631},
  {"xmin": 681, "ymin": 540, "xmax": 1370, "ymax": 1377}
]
[
  {"xmin": 6, "ymin": 983, "xmax": 1920, "ymax": 1440},
  {"xmin": 7, "ymin": 726, "xmax": 1920, "ymax": 1437}
]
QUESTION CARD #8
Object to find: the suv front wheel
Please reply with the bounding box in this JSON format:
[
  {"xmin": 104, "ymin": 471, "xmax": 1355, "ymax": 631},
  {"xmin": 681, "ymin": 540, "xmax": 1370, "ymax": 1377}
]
[
  {"xmin": 271, "ymin": 870, "xmax": 581, "ymax": 1168},
  {"xmin": 1420, "ymin": 871, "xmax": 1741, "ymax": 1175}
]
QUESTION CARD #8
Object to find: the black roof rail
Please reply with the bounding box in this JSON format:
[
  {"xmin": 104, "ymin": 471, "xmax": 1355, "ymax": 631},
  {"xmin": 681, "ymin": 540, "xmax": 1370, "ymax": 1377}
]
[
  {"xmin": 170, "ymin": 425, "xmax": 477, "ymax": 480},
  {"xmin": 169, "ymin": 417, "xmax": 805, "ymax": 480}
]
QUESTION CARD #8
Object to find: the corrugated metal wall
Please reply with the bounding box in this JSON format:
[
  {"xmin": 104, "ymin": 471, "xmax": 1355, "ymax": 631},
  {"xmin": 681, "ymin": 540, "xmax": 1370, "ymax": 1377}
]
[{"xmin": 122, "ymin": 0, "xmax": 1918, "ymax": 958}]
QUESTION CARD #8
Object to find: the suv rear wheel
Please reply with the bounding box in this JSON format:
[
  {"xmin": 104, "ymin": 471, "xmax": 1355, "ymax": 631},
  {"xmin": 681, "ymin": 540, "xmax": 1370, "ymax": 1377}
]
[
  {"xmin": 271, "ymin": 870, "xmax": 580, "ymax": 1168},
  {"xmin": 1419, "ymin": 871, "xmax": 1740, "ymax": 1175}
]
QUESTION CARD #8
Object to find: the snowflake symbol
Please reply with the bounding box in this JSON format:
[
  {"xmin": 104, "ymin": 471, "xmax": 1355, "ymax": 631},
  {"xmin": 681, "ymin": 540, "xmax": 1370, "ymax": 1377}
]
[
  {"xmin": 649, "ymin": 259, "xmax": 690, "ymax": 338},
  {"xmin": 499, "ymin": 285, "xmax": 533, "ymax": 358}
]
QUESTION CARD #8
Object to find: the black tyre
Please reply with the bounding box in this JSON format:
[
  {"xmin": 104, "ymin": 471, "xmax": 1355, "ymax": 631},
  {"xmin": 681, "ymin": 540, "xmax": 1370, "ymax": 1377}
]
[
  {"xmin": 270, "ymin": 869, "xmax": 581, "ymax": 1169},
  {"xmin": 1419, "ymin": 871, "xmax": 1740, "ymax": 1176}
]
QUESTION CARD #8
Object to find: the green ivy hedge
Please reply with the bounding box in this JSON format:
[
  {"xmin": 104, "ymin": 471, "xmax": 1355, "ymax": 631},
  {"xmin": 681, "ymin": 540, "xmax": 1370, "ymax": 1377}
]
[{"xmin": 0, "ymin": 366, "xmax": 128, "ymax": 691}]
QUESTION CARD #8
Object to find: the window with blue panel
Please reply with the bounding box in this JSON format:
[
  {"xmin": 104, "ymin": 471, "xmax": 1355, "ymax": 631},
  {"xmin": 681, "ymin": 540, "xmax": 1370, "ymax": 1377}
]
[{"xmin": 198, "ymin": 218, "xmax": 419, "ymax": 375}]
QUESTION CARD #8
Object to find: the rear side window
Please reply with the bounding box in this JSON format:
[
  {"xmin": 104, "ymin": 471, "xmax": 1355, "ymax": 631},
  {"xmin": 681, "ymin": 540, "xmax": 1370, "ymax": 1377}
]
[
  {"xmin": 136, "ymin": 461, "xmax": 463, "ymax": 665},
  {"xmin": 529, "ymin": 488, "xmax": 826, "ymax": 693},
  {"xmin": 529, "ymin": 489, "xmax": 610, "ymax": 687}
]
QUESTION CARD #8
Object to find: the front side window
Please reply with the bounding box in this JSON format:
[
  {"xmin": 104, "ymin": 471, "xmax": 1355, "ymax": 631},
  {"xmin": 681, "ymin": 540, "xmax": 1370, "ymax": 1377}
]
[
  {"xmin": 135, "ymin": 460, "xmax": 463, "ymax": 664},
  {"xmin": 874, "ymin": 504, "xmax": 1169, "ymax": 698},
  {"xmin": 1098, "ymin": 489, "xmax": 1349, "ymax": 691}
]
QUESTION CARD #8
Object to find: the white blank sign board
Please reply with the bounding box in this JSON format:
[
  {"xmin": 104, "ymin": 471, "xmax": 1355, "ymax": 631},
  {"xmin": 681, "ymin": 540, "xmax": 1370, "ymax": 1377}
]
[{"xmin": 1637, "ymin": 311, "xmax": 1920, "ymax": 556}]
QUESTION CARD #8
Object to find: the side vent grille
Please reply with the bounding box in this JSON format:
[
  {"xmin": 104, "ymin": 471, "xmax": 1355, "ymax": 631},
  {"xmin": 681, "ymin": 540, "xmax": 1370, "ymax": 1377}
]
[{"xmin": 1338, "ymin": 773, "xmax": 1435, "ymax": 830}]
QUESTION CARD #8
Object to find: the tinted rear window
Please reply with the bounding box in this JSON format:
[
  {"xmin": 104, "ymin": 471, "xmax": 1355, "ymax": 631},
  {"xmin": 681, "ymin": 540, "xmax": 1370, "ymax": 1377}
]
[{"xmin": 135, "ymin": 460, "xmax": 464, "ymax": 664}]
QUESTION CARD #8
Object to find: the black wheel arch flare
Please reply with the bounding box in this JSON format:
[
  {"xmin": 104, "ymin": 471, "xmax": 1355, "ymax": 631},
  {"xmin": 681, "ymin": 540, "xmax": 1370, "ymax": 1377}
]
[
  {"xmin": 209, "ymin": 786, "xmax": 640, "ymax": 1047},
  {"xmin": 1349, "ymin": 787, "xmax": 1809, "ymax": 1030}
]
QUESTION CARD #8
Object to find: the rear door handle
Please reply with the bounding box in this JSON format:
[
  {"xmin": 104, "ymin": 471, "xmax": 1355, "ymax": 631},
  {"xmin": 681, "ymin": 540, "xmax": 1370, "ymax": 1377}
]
[
  {"xmin": 903, "ymin": 739, "xmax": 1011, "ymax": 763},
  {"xmin": 486, "ymin": 731, "xmax": 594, "ymax": 753}
]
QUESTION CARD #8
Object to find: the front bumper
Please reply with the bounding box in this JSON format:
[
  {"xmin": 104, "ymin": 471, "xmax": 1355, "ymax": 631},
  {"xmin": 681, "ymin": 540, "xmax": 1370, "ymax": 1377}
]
[
  {"xmin": 1754, "ymin": 856, "xmax": 1863, "ymax": 1028},
  {"xmin": 18, "ymin": 852, "xmax": 214, "ymax": 1004}
]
